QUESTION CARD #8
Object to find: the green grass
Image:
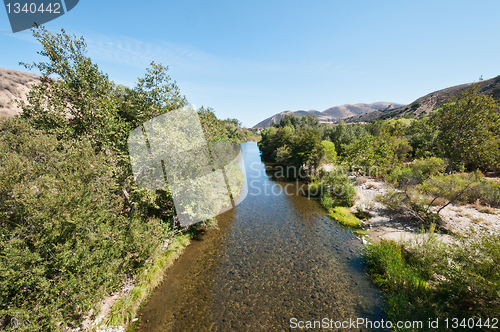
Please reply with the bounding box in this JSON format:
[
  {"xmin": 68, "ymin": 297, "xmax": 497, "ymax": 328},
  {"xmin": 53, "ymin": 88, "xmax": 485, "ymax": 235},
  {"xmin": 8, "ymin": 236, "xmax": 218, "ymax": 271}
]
[
  {"xmin": 327, "ymin": 206, "xmax": 362, "ymax": 227},
  {"xmin": 364, "ymin": 232, "xmax": 500, "ymax": 331},
  {"xmin": 107, "ymin": 233, "xmax": 191, "ymax": 330},
  {"xmin": 354, "ymin": 229, "xmax": 369, "ymax": 236},
  {"xmin": 364, "ymin": 239, "xmax": 442, "ymax": 331}
]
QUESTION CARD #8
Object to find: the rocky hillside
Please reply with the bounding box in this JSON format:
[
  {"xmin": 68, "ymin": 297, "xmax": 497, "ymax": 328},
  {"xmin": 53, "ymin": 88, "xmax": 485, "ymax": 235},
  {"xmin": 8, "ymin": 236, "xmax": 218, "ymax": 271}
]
[
  {"xmin": 253, "ymin": 102, "xmax": 404, "ymax": 128},
  {"xmin": 0, "ymin": 68, "xmax": 40, "ymax": 117},
  {"xmin": 343, "ymin": 75, "xmax": 500, "ymax": 123}
]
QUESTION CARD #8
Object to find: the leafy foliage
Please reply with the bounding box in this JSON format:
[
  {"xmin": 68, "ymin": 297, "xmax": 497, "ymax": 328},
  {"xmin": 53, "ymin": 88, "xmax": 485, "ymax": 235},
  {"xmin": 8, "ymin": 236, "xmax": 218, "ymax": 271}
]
[
  {"xmin": 431, "ymin": 85, "xmax": 500, "ymax": 172},
  {"xmin": 320, "ymin": 140, "xmax": 337, "ymax": 164},
  {"xmin": 321, "ymin": 172, "xmax": 357, "ymax": 207},
  {"xmin": 18, "ymin": 27, "xmax": 130, "ymax": 154},
  {"xmin": 2, "ymin": 26, "xmax": 247, "ymax": 331},
  {"xmin": 365, "ymin": 232, "xmax": 500, "ymax": 330},
  {"xmin": 386, "ymin": 157, "xmax": 447, "ymax": 186},
  {"xmin": 419, "ymin": 172, "xmax": 500, "ymax": 207},
  {"xmin": 324, "ymin": 121, "xmax": 369, "ymax": 156},
  {"xmin": 0, "ymin": 118, "xmax": 165, "ymax": 330},
  {"xmin": 258, "ymin": 125, "xmax": 323, "ymax": 173}
]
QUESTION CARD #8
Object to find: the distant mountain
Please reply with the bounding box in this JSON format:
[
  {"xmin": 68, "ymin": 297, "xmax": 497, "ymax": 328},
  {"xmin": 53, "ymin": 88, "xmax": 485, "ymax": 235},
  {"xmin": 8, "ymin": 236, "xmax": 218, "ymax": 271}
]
[
  {"xmin": 0, "ymin": 67, "xmax": 40, "ymax": 117},
  {"xmin": 253, "ymin": 102, "xmax": 405, "ymax": 128},
  {"xmin": 343, "ymin": 75, "xmax": 500, "ymax": 123}
]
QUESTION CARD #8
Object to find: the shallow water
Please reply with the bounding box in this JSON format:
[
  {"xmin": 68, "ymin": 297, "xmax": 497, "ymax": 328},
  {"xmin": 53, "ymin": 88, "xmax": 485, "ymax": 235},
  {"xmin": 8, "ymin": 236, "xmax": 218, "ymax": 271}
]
[{"xmin": 137, "ymin": 142, "xmax": 385, "ymax": 331}]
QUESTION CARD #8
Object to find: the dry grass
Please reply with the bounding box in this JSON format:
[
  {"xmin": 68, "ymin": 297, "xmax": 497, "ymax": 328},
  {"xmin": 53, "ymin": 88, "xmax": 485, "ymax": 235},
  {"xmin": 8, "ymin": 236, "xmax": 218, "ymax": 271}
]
[
  {"xmin": 356, "ymin": 176, "xmax": 368, "ymax": 185},
  {"xmin": 471, "ymin": 216, "xmax": 485, "ymax": 223},
  {"xmin": 428, "ymin": 197, "xmax": 449, "ymax": 206},
  {"xmin": 0, "ymin": 67, "xmax": 40, "ymax": 117},
  {"xmin": 474, "ymin": 199, "xmax": 497, "ymax": 214}
]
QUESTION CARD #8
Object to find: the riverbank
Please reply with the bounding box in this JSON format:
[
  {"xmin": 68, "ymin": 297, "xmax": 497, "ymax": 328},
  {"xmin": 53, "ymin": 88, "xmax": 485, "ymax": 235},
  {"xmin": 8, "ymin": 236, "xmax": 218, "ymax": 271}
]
[
  {"xmin": 75, "ymin": 233, "xmax": 192, "ymax": 332},
  {"xmin": 133, "ymin": 142, "xmax": 386, "ymax": 331},
  {"xmin": 349, "ymin": 176, "xmax": 500, "ymax": 244},
  {"xmin": 344, "ymin": 177, "xmax": 500, "ymax": 330}
]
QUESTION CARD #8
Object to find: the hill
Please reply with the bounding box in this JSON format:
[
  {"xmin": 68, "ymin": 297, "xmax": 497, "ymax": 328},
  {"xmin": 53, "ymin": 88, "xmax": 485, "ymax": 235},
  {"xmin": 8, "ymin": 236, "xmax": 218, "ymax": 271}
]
[
  {"xmin": 0, "ymin": 67, "xmax": 40, "ymax": 117},
  {"xmin": 253, "ymin": 102, "xmax": 404, "ymax": 128},
  {"xmin": 343, "ymin": 75, "xmax": 500, "ymax": 123}
]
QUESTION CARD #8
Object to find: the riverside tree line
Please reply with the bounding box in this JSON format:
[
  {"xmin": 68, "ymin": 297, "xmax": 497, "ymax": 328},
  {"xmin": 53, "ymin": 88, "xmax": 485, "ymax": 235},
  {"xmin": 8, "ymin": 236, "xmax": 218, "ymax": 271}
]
[
  {"xmin": 258, "ymin": 83, "xmax": 500, "ymax": 330},
  {"xmin": 0, "ymin": 27, "xmax": 247, "ymax": 331}
]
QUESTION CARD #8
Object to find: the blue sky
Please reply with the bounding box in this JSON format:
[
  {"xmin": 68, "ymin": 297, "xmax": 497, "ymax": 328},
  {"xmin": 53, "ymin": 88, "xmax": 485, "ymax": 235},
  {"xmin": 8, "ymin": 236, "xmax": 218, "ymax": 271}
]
[{"xmin": 1, "ymin": 0, "xmax": 500, "ymax": 127}]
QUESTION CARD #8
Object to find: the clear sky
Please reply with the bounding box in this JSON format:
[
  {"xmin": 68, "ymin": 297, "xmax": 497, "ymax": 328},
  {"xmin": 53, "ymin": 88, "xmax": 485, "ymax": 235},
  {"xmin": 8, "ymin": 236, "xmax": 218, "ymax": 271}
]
[{"xmin": 1, "ymin": 0, "xmax": 500, "ymax": 127}]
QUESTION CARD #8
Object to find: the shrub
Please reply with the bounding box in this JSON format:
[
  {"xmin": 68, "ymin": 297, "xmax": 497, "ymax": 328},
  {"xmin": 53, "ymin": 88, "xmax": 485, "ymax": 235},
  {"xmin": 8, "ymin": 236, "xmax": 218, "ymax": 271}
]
[
  {"xmin": 410, "ymin": 157, "xmax": 446, "ymax": 182},
  {"xmin": 0, "ymin": 118, "xmax": 166, "ymax": 331},
  {"xmin": 321, "ymin": 194, "xmax": 334, "ymax": 211},
  {"xmin": 320, "ymin": 140, "xmax": 337, "ymax": 164},
  {"xmin": 386, "ymin": 157, "xmax": 446, "ymax": 186},
  {"xmin": 307, "ymin": 179, "xmax": 324, "ymax": 197},
  {"xmin": 342, "ymin": 135, "xmax": 394, "ymax": 173},
  {"xmin": 377, "ymin": 189, "xmax": 441, "ymax": 226},
  {"xmin": 386, "ymin": 165, "xmax": 413, "ymax": 185},
  {"xmin": 438, "ymin": 232, "xmax": 500, "ymax": 318},
  {"xmin": 365, "ymin": 232, "xmax": 500, "ymax": 329},
  {"xmin": 420, "ymin": 172, "xmax": 500, "ymax": 207},
  {"xmin": 364, "ymin": 238, "xmax": 441, "ymax": 328},
  {"xmin": 322, "ymin": 172, "xmax": 357, "ymax": 207}
]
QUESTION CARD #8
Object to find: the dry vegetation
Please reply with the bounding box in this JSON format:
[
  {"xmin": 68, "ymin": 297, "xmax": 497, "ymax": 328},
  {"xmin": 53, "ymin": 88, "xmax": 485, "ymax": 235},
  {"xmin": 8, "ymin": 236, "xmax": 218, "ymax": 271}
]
[{"xmin": 0, "ymin": 68, "xmax": 40, "ymax": 117}]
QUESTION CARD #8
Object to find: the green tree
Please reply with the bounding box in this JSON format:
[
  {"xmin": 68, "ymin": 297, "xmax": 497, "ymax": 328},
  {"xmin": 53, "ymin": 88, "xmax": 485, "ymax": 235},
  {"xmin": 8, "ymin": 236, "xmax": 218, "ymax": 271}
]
[
  {"xmin": 0, "ymin": 118, "xmax": 165, "ymax": 330},
  {"xmin": 320, "ymin": 140, "xmax": 337, "ymax": 164},
  {"xmin": 290, "ymin": 128, "xmax": 322, "ymax": 172},
  {"xmin": 326, "ymin": 121, "xmax": 369, "ymax": 156},
  {"xmin": 273, "ymin": 113, "xmax": 300, "ymax": 129},
  {"xmin": 258, "ymin": 126, "xmax": 295, "ymax": 162},
  {"xmin": 406, "ymin": 116, "xmax": 439, "ymax": 159},
  {"xmin": 19, "ymin": 26, "xmax": 130, "ymax": 154},
  {"xmin": 431, "ymin": 86, "xmax": 500, "ymax": 172},
  {"xmin": 342, "ymin": 135, "xmax": 395, "ymax": 174},
  {"xmin": 118, "ymin": 62, "xmax": 187, "ymax": 128}
]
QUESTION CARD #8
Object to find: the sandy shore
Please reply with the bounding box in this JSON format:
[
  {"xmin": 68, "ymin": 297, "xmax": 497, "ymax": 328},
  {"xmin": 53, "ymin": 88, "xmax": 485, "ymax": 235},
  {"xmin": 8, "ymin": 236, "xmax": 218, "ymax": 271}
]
[{"xmin": 351, "ymin": 177, "xmax": 500, "ymax": 244}]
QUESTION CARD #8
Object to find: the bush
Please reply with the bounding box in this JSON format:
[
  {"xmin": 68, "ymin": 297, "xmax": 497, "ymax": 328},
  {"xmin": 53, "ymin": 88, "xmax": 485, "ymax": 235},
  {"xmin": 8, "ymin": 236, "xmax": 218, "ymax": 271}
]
[
  {"xmin": 419, "ymin": 172, "xmax": 500, "ymax": 207},
  {"xmin": 307, "ymin": 179, "xmax": 325, "ymax": 197},
  {"xmin": 322, "ymin": 172, "xmax": 357, "ymax": 207},
  {"xmin": 438, "ymin": 232, "xmax": 500, "ymax": 318},
  {"xmin": 364, "ymin": 238, "xmax": 441, "ymax": 329},
  {"xmin": 410, "ymin": 157, "xmax": 447, "ymax": 182},
  {"xmin": 320, "ymin": 140, "xmax": 337, "ymax": 164},
  {"xmin": 386, "ymin": 157, "xmax": 446, "ymax": 186},
  {"xmin": 365, "ymin": 232, "xmax": 500, "ymax": 330},
  {"xmin": 0, "ymin": 118, "xmax": 167, "ymax": 331},
  {"xmin": 386, "ymin": 165, "xmax": 413, "ymax": 185},
  {"xmin": 321, "ymin": 194, "xmax": 334, "ymax": 210},
  {"xmin": 377, "ymin": 189, "xmax": 441, "ymax": 226}
]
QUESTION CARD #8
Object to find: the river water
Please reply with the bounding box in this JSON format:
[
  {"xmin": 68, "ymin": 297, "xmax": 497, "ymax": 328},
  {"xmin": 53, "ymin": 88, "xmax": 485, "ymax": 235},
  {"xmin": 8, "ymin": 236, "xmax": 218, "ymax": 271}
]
[{"xmin": 137, "ymin": 142, "xmax": 385, "ymax": 331}]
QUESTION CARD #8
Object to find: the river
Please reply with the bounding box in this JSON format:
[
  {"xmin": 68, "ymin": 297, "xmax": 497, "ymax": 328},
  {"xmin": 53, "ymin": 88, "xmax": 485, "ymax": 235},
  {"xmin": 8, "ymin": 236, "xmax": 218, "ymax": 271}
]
[{"xmin": 137, "ymin": 142, "xmax": 385, "ymax": 331}]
